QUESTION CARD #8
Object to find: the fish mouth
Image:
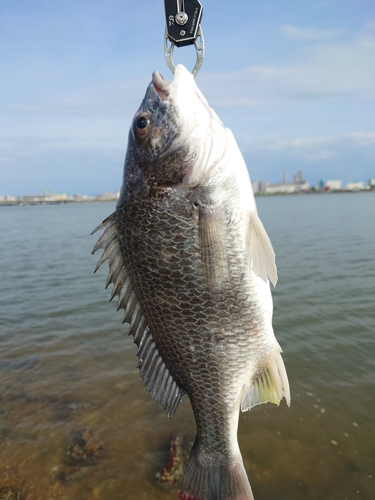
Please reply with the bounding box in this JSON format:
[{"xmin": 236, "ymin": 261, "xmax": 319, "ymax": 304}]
[
  {"xmin": 152, "ymin": 71, "xmax": 170, "ymax": 101},
  {"xmin": 153, "ymin": 65, "xmax": 220, "ymax": 123}
]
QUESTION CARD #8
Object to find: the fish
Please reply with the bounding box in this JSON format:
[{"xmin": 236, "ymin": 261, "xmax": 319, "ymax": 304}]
[{"xmin": 92, "ymin": 64, "xmax": 290, "ymax": 500}]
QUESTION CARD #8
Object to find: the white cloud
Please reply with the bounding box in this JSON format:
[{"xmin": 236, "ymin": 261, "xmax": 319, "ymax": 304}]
[
  {"xmin": 303, "ymin": 149, "xmax": 336, "ymax": 161},
  {"xmin": 280, "ymin": 24, "xmax": 342, "ymax": 41},
  {"xmin": 200, "ymin": 30, "xmax": 375, "ymax": 106},
  {"xmin": 240, "ymin": 132, "xmax": 375, "ymax": 162},
  {"xmin": 1, "ymin": 77, "xmax": 150, "ymax": 118},
  {"xmin": 3, "ymin": 27, "xmax": 375, "ymax": 119},
  {"xmin": 343, "ymin": 132, "xmax": 375, "ymax": 145},
  {"xmin": 283, "ymin": 137, "xmax": 336, "ymax": 149},
  {"xmin": 0, "ymin": 126, "xmax": 127, "ymax": 167},
  {"xmin": 4, "ymin": 27, "xmax": 375, "ymax": 120}
]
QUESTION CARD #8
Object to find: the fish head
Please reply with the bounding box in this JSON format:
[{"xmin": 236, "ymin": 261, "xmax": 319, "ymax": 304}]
[{"xmin": 122, "ymin": 64, "xmax": 226, "ymax": 194}]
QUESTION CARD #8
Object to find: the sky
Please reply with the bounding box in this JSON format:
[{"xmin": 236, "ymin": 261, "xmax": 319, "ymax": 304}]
[{"xmin": 1, "ymin": 0, "xmax": 374, "ymax": 196}]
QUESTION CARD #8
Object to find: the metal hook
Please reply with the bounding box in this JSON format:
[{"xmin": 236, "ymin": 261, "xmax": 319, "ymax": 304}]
[{"xmin": 164, "ymin": 25, "xmax": 205, "ymax": 77}]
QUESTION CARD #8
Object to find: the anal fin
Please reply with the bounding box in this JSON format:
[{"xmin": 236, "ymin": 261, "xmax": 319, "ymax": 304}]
[
  {"xmin": 135, "ymin": 327, "xmax": 185, "ymax": 418},
  {"xmin": 241, "ymin": 348, "xmax": 290, "ymax": 411}
]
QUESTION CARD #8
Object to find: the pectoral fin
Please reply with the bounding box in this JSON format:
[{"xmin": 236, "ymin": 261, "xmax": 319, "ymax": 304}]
[
  {"xmin": 247, "ymin": 210, "xmax": 278, "ymax": 286},
  {"xmin": 198, "ymin": 203, "xmax": 229, "ymax": 290}
]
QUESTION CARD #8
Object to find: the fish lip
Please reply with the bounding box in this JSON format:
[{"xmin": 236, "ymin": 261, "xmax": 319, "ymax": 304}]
[
  {"xmin": 152, "ymin": 71, "xmax": 170, "ymax": 100},
  {"xmin": 152, "ymin": 65, "xmax": 218, "ymax": 121}
]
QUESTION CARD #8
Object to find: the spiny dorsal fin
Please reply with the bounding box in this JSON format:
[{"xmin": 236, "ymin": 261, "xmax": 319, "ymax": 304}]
[
  {"xmin": 241, "ymin": 347, "xmax": 290, "ymax": 411},
  {"xmin": 247, "ymin": 210, "xmax": 278, "ymax": 287},
  {"xmin": 92, "ymin": 213, "xmax": 184, "ymax": 417}
]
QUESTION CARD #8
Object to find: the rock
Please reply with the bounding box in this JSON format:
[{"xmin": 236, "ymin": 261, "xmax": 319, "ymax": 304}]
[
  {"xmin": 0, "ymin": 487, "xmax": 22, "ymax": 500},
  {"xmin": 63, "ymin": 428, "xmax": 104, "ymax": 466},
  {"xmin": 156, "ymin": 432, "xmax": 194, "ymax": 484},
  {"xmin": 56, "ymin": 467, "xmax": 90, "ymax": 483},
  {"xmin": 0, "ymin": 427, "xmax": 11, "ymax": 440}
]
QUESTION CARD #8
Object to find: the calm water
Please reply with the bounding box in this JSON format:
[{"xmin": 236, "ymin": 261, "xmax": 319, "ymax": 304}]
[{"xmin": 0, "ymin": 193, "xmax": 374, "ymax": 500}]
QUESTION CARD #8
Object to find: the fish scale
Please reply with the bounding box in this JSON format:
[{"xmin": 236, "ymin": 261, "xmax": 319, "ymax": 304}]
[
  {"xmin": 116, "ymin": 182, "xmax": 270, "ymax": 461},
  {"xmin": 92, "ymin": 64, "xmax": 290, "ymax": 500}
]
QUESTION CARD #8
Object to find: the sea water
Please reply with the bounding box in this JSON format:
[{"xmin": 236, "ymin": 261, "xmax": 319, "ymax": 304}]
[{"xmin": 0, "ymin": 193, "xmax": 374, "ymax": 499}]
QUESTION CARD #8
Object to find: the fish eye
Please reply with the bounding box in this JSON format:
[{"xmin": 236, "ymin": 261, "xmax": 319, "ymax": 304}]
[
  {"xmin": 136, "ymin": 116, "xmax": 149, "ymax": 129},
  {"xmin": 133, "ymin": 111, "xmax": 151, "ymax": 141}
]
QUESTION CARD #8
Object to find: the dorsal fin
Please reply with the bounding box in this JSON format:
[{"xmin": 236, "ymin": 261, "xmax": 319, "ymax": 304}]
[{"xmin": 92, "ymin": 213, "xmax": 185, "ymax": 417}]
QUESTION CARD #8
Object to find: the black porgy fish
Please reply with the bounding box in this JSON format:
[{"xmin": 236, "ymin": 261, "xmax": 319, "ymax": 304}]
[{"xmin": 92, "ymin": 64, "xmax": 290, "ymax": 500}]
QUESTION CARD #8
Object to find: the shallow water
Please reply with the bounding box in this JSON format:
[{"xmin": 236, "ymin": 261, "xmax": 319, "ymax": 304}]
[{"xmin": 0, "ymin": 193, "xmax": 374, "ymax": 500}]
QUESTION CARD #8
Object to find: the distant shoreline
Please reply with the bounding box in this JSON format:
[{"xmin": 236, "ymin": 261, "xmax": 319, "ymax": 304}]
[
  {"xmin": 0, "ymin": 189, "xmax": 374, "ymax": 207},
  {"xmin": 254, "ymin": 188, "xmax": 375, "ymax": 197},
  {"xmin": 0, "ymin": 199, "xmax": 118, "ymax": 207}
]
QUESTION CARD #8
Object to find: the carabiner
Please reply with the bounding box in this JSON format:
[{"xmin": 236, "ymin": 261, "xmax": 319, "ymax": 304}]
[
  {"xmin": 164, "ymin": 25, "xmax": 205, "ymax": 77},
  {"xmin": 164, "ymin": 0, "xmax": 205, "ymax": 77}
]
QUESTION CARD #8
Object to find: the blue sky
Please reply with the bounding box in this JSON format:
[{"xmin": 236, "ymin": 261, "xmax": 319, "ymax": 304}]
[{"xmin": 1, "ymin": 0, "xmax": 374, "ymax": 196}]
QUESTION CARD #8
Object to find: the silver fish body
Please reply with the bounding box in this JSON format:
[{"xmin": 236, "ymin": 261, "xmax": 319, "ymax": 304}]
[{"xmin": 93, "ymin": 65, "xmax": 290, "ymax": 500}]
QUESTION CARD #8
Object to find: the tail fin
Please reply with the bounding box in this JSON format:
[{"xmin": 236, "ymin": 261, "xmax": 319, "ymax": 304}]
[{"xmin": 179, "ymin": 442, "xmax": 254, "ymax": 500}]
